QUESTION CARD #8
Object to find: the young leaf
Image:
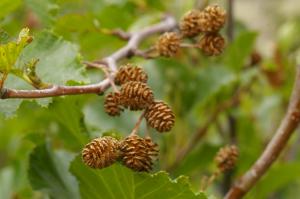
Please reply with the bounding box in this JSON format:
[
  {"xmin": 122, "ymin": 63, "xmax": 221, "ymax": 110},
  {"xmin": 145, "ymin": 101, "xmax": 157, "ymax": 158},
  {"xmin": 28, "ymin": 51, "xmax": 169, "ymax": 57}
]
[
  {"xmin": 0, "ymin": 28, "xmax": 32, "ymax": 73},
  {"xmin": 70, "ymin": 156, "xmax": 207, "ymax": 199}
]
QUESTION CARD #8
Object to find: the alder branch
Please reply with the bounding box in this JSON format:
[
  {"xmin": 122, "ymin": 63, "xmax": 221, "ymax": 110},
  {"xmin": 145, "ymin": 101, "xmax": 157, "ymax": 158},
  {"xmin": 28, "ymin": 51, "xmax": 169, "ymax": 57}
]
[
  {"xmin": 225, "ymin": 65, "xmax": 300, "ymax": 199},
  {"xmin": 0, "ymin": 15, "xmax": 177, "ymax": 99}
]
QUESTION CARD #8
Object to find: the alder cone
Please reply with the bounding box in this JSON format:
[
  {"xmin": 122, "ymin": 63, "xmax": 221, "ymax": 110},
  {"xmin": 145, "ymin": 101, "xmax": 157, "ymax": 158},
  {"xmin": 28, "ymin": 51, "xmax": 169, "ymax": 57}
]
[
  {"xmin": 82, "ymin": 136, "xmax": 120, "ymax": 169},
  {"xmin": 199, "ymin": 5, "xmax": 226, "ymax": 33},
  {"xmin": 215, "ymin": 145, "xmax": 239, "ymax": 172},
  {"xmin": 115, "ymin": 64, "xmax": 148, "ymax": 86},
  {"xmin": 145, "ymin": 100, "xmax": 175, "ymax": 132},
  {"xmin": 156, "ymin": 32, "xmax": 181, "ymax": 57},
  {"xmin": 120, "ymin": 135, "xmax": 158, "ymax": 172},
  {"xmin": 104, "ymin": 92, "xmax": 123, "ymax": 116},
  {"xmin": 120, "ymin": 81, "xmax": 154, "ymax": 110},
  {"xmin": 179, "ymin": 9, "xmax": 202, "ymax": 37},
  {"xmin": 198, "ymin": 33, "xmax": 225, "ymax": 56}
]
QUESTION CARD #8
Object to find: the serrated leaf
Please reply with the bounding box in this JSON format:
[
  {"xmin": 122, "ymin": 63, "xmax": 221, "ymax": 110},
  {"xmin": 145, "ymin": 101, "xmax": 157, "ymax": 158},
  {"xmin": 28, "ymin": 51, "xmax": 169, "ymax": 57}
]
[
  {"xmin": 70, "ymin": 156, "xmax": 207, "ymax": 199},
  {"xmin": 28, "ymin": 143, "xmax": 80, "ymax": 199},
  {"xmin": 223, "ymin": 31, "xmax": 257, "ymax": 70},
  {"xmin": 0, "ymin": 30, "xmax": 89, "ymax": 117},
  {"xmin": 17, "ymin": 30, "xmax": 87, "ymax": 85}
]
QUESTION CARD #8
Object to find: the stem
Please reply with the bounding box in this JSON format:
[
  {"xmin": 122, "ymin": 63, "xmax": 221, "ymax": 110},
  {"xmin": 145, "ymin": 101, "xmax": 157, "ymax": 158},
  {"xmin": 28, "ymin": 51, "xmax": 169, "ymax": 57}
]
[
  {"xmin": 180, "ymin": 43, "xmax": 198, "ymax": 48},
  {"xmin": 84, "ymin": 61, "xmax": 119, "ymax": 93},
  {"xmin": 130, "ymin": 111, "xmax": 146, "ymax": 136},
  {"xmin": 225, "ymin": 66, "xmax": 300, "ymax": 199}
]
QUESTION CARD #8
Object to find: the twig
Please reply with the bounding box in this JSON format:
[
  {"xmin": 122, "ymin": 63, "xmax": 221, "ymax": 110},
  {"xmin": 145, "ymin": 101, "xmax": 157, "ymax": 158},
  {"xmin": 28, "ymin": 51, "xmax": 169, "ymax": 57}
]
[
  {"xmin": 0, "ymin": 16, "xmax": 177, "ymax": 99},
  {"xmin": 130, "ymin": 111, "xmax": 146, "ymax": 136},
  {"xmin": 225, "ymin": 65, "xmax": 300, "ymax": 199}
]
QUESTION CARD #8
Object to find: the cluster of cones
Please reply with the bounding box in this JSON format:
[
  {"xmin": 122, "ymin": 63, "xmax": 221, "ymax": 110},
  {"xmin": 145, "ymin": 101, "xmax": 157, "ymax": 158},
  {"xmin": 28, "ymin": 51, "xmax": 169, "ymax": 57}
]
[
  {"xmin": 155, "ymin": 4, "xmax": 227, "ymax": 57},
  {"xmin": 104, "ymin": 63, "xmax": 175, "ymax": 132},
  {"xmin": 82, "ymin": 64, "xmax": 175, "ymax": 172},
  {"xmin": 82, "ymin": 135, "xmax": 158, "ymax": 172}
]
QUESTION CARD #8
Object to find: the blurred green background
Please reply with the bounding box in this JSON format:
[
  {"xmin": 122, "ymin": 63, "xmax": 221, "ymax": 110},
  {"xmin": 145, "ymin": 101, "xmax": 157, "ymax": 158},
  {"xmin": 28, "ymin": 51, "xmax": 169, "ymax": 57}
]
[{"xmin": 1, "ymin": 0, "xmax": 300, "ymax": 198}]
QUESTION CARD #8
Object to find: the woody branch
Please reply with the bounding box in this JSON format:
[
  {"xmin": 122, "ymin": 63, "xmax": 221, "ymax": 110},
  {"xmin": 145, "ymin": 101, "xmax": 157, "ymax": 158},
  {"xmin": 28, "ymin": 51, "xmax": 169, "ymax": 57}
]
[
  {"xmin": 225, "ymin": 65, "xmax": 300, "ymax": 199},
  {"xmin": 0, "ymin": 16, "xmax": 176, "ymax": 99}
]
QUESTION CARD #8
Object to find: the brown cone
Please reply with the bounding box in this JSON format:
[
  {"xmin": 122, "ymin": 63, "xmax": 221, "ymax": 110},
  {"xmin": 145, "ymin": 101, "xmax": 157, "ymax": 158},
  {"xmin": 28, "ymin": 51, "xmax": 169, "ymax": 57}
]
[
  {"xmin": 115, "ymin": 63, "xmax": 148, "ymax": 86},
  {"xmin": 104, "ymin": 92, "xmax": 123, "ymax": 116},
  {"xmin": 156, "ymin": 32, "xmax": 181, "ymax": 57},
  {"xmin": 198, "ymin": 33, "xmax": 225, "ymax": 56},
  {"xmin": 120, "ymin": 81, "xmax": 154, "ymax": 111},
  {"xmin": 199, "ymin": 5, "xmax": 226, "ymax": 33},
  {"xmin": 120, "ymin": 135, "xmax": 158, "ymax": 172},
  {"xmin": 179, "ymin": 9, "xmax": 202, "ymax": 37},
  {"xmin": 82, "ymin": 136, "xmax": 120, "ymax": 169},
  {"xmin": 215, "ymin": 145, "xmax": 239, "ymax": 172},
  {"xmin": 145, "ymin": 100, "xmax": 175, "ymax": 132}
]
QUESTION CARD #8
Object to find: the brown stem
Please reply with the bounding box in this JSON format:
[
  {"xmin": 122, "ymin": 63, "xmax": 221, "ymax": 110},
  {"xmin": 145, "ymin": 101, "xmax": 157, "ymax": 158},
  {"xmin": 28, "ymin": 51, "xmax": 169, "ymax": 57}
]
[
  {"xmin": 225, "ymin": 66, "xmax": 300, "ymax": 199},
  {"xmin": 130, "ymin": 111, "xmax": 146, "ymax": 136},
  {"xmin": 1, "ymin": 16, "xmax": 177, "ymax": 99}
]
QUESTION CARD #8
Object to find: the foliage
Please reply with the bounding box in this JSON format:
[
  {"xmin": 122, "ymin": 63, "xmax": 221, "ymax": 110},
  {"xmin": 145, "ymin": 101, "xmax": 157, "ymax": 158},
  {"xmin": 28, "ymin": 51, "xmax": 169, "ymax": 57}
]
[{"xmin": 0, "ymin": 0, "xmax": 300, "ymax": 199}]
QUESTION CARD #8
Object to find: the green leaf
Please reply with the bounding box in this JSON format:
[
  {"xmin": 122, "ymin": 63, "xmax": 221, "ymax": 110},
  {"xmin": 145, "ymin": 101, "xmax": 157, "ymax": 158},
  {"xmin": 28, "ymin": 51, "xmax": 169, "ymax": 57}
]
[
  {"xmin": 28, "ymin": 143, "xmax": 80, "ymax": 199},
  {"xmin": 195, "ymin": 65, "xmax": 237, "ymax": 104},
  {"xmin": 48, "ymin": 96, "xmax": 89, "ymax": 150},
  {"xmin": 70, "ymin": 156, "xmax": 207, "ymax": 199},
  {"xmin": 223, "ymin": 31, "xmax": 257, "ymax": 70},
  {"xmin": 17, "ymin": 30, "xmax": 87, "ymax": 86},
  {"xmin": 0, "ymin": 28, "xmax": 32, "ymax": 73},
  {"xmin": 0, "ymin": 0, "xmax": 22, "ymax": 19}
]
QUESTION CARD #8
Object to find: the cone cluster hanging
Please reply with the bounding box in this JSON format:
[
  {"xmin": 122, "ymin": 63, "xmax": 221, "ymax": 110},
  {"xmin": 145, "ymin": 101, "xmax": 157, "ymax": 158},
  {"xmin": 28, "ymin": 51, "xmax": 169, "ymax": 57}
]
[
  {"xmin": 155, "ymin": 4, "xmax": 226, "ymax": 58},
  {"xmin": 214, "ymin": 145, "xmax": 239, "ymax": 172},
  {"xmin": 82, "ymin": 134, "xmax": 158, "ymax": 172},
  {"xmin": 87, "ymin": 63, "xmax": 175, "ymax": 172},
  {"xmin": 83, "ymin": 3, "xmax": 227, "ymax": 173},
  {"xmin": 103, "ymin": 64, "xmax": 175, "ymax": 133}
]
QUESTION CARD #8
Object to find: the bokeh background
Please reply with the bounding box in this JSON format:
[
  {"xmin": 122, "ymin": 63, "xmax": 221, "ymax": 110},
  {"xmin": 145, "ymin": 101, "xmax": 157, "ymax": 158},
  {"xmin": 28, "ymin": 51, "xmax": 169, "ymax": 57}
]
[{"xmin": 1, "ymin": 0, "xmax": 300, "ymax": 198}]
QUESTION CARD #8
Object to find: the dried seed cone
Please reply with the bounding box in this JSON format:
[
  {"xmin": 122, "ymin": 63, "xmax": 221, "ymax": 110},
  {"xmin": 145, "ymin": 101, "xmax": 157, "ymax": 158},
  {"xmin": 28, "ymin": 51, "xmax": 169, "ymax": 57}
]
[
  {"xmin": 199, "ymin": 5, "xmax": 226, "ymax": 33},
  {"xmin": 156, "ymin": 32, "xmax": 181, "ymax": 57},
  {"xmin": 179, "ymin": 9, "xmax": 202, "ymax": 37},
  {"xmin": 145, "ymin": 101, "xmax": 175, "ymax": 132},
  {"xmin": 104, "ymin": 92, "xmax": 123, "ymax": 116},
  {"xmin": 120, "ymin": 81, "xmax": 154, "ymax": 110},
  {"xmin": 115, "ymin": 64, "xmax": 148, "ymax": 86},
  {"xmin": 120, "ymin": 135, "xmax": 158, "ymax": 172},
  {"xmin": 215, "ymin": 145, "xmax": 239, "ymax": 172},
  {"xmin": 82, "ymin": 136, "xmax": 120, "ymax": 169},
  {"xmin": 198, "ymin": 33, "xmax": 225, "ymax": 56}
]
